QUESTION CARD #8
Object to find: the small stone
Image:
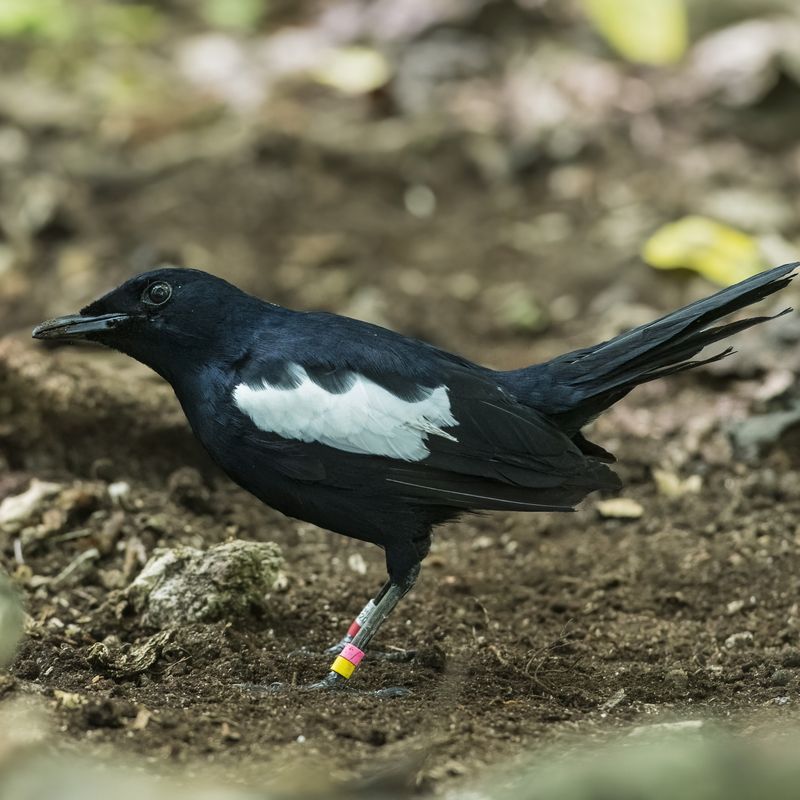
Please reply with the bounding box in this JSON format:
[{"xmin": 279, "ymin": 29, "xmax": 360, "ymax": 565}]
[
  {"xmin": 773, "ymin": 696, "xmax": 791, "ymax": 706},
  {"xmin": 347, "ymin": 553, "xmax": 367, "ymax": 575},
  {"xmin": 131, "ymin": 707, "xmax": 152, "ymax": 731},
  {"xmin": 724, "ymin": 631, "xmax": 754, "ymax": 650},
  {"xmin": 99, "ymin": 568, "xmax": 124, "ymax": 590},
  {"xmin": 665, "ymin": 667, "xmax": 689, "ymax": 691},
  {"xmin": 108, "ymin": 482, "xmax": 130, "ymax": 503},
  {"xmin": 404, "ymin": 184, "xmax": 436, "ymax": 218},
  {"xmin": 652, "ymin": 469, "xmax": 702, "ymax": 498},
  {"xmin": 141, "ymin": 514, "xmax": 172, "ymax": 535},
  {"xmin": 53, "ymin": 690, "xmax": 87, "ymax": 709},
  {"xmin": 769, "ymin": 669, "xmax": 791, "ymax": 687},
  {"xmin": 782, "ymin": 651, "xmax": 800, "ymax": 668},
  {"xmin": 726, "ymin": 599, "xmax": 746, "ymax": 615},
  {"xmin": 221, "ymin": 722, "xmax": 241, "ymax": 742},
  {"xmin": 596, "ymin": 497, "xmax": 644, "ymax": 519}
]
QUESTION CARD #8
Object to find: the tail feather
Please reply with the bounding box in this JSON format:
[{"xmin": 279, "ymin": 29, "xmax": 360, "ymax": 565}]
[{"xmin": 504, "ymin": 262, "xmax": 797, "ymax": 432}]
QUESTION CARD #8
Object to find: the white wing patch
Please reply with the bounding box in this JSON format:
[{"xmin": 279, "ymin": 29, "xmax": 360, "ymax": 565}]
[{"xmin": 232, "ymin": 364, "xmax": 458, "ymax": 461}]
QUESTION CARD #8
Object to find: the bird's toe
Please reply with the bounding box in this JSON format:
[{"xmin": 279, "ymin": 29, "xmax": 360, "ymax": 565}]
[
  {"xmin": 373, "ymin": 685, "xmax": 411, "ymax": 698},
  {"xmin": 370, "ymin": 647, "xmax": 416, "ymax": 662}
]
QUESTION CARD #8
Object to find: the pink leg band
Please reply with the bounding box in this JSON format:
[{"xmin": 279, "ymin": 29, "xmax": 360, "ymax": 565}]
[
  {"xmin": 340, "ymin": 644, "xmax": 365, "ymax": 666},
  {"xmin": 347, "ymin": 620, "xmax": 361, "ymax": 637}
]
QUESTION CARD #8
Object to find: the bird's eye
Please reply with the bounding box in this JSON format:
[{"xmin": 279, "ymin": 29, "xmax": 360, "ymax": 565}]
[{"xmin": 142, "ymin": 281, "xmax": 172, "ymax": 307}]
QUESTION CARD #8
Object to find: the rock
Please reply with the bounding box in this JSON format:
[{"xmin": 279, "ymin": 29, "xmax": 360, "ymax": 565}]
[
  {"xmin": 0, "ymin": 479, "xmax": 61, "ymax": 532},
  {"xmin": 596, "ymin": 497, "xmax": 644, "ymax": 519},
  {"xmin": 769, "ymin": 669, "xmax": 791, "ymax": 687},
  {"xmin": 724, "ymin": 631, "xmax": 754, "ymax": 650},
  {"xmin": 127, "ymin": 540, "xmax": 284, "ymax": 627}
]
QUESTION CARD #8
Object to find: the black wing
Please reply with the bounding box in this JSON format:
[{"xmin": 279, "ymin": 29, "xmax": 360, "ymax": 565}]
[
  {"xmin": 382, "ymin": 368, "xmax": 620, "ymax": 512},
  {"xmin": 233, "ymin": 312, "xmax": 620, "ymax": 512}
]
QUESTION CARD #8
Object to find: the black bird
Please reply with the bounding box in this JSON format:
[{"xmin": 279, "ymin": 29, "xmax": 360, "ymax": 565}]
[{"xmin": 33, "ymin": 263, "xmax": 795, "ymax": 691}]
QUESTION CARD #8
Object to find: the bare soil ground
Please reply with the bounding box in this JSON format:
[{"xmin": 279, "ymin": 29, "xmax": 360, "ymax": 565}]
[{"xmin": 3, "ymin": 184, "xmax": 800, "ymax": 794}]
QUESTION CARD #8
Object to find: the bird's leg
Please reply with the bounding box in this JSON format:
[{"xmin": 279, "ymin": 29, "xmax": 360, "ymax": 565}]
[
  {"xmin": 324, "ymin": 579, "xmax": 391, "ymax": 654},
  {"xmin": 313, "ymin": 564, "xmax": 420, "ymax": 693}
]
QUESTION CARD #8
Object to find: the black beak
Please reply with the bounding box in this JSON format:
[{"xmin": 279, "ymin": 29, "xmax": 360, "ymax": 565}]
[{"xmin": 32, "ymin": 312, "xmax": 130, "ymax": 340}]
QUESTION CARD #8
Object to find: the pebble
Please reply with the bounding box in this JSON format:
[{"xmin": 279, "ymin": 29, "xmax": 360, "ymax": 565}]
[
  {"xmin": 665, "ymin": 667, "xmax": 689, "ymax": 691},
  {"xmin": 769, "ymin": 669, "xmax": 791, "ymax": 687},
  {"xmin": 782, "ymin": 651, "xmax": 800, "ymax": 668},
  {"xmin": 724, "ymin": 631, "xmax": 754, "ymax": 650},
  {"xmin": 347, "ymin": 553, "xmax": 367, "ymax": 575},
  {"xmin": 652, "ymin": 469, "xmax": 702, "ymax": 498},
  {"xmin": 107, "ymin": 482, "xmax": 130, "ymax": 503},
  {"xmin": 726, "ymin": 599, "xmax": 746, "ymax": 615},
  {"xmin": 127, "ymin": 540, "xmax": 285, "ymax": 627}
]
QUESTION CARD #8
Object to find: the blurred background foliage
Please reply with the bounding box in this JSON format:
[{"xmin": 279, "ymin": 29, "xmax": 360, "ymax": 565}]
[{"xmin": 1, "ymin": 0, "xmax": 799, "ymax": 354}]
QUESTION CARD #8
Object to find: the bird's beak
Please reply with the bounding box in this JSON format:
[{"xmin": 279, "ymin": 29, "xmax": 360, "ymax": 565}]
[{"xmin": 32, "ymin": 312, "xmax": 130, "ymax": 340}]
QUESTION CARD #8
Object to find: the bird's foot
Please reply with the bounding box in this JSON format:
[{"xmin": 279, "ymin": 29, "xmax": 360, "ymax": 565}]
[
  {"xmin": 238, "ymin": 672, "xmax": 409, "ymax": 698},
  {"xmin": 290, "ymin": 642, "xmax": 416, "ymax": 662},
  {"xmin": 236, "ymin": 672, "xmax": 346, "ymax": 695}
]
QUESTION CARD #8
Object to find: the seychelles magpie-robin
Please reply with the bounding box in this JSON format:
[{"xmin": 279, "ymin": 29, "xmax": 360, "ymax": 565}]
[{"xmin": 33, "ymin": 262, "xmax": 796, "ymax": 692}]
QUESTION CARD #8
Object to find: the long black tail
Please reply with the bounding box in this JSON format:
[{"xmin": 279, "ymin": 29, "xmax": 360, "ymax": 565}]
[{"xmin": 504, "ymin": 262, "xmax": 797, "ymax": 433}]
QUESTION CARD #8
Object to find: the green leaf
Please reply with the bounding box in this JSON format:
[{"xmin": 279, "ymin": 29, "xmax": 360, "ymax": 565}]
[
  {"xmin": 581, "ymin": 0, "xmax": 688, "ymax": 65},
  {"xmin": 0, "ymin": 0, "xmax": 75, "ymax": 40},
  {"xmin": 642, "ymin": 216, "xmax": 766, "ymax": 286},
  {"xmin": 200, "ymin": 0, "xmax": 265, "ymax": 31}
]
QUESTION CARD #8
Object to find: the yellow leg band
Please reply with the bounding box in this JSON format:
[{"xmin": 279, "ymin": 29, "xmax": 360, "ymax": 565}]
[{"xmin": 331, "ymin": 655, "xmax": 357, "ymax": 679}]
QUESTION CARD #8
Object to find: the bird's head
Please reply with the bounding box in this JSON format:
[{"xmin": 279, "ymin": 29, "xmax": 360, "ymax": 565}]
[{"xmin": 32, "ymin": 267, "xmax": 260, "ymax": 379}]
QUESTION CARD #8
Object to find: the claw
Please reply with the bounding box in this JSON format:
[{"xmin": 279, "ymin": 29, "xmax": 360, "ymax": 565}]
[
  {"xmin": 290, "ymin": 645, "xmax": 417, "ymax": 662},
  {"xmin": 235, "ymin": 674, "xmax": 410, "ymax": 697},
  {"xmin": 324, "ymin": 638, "xmax": 349, "ymax": 655}
]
